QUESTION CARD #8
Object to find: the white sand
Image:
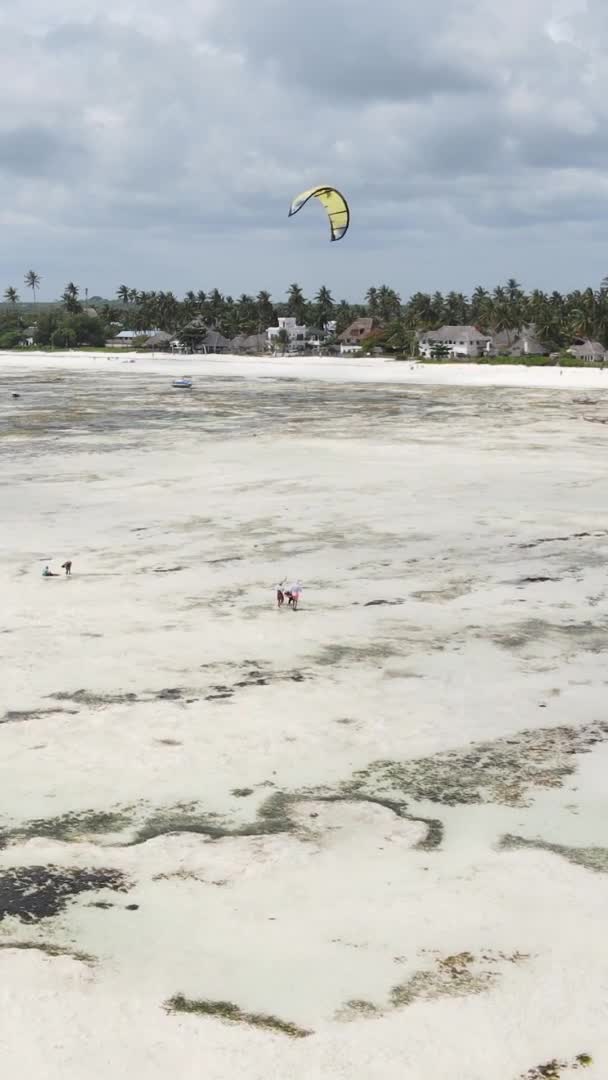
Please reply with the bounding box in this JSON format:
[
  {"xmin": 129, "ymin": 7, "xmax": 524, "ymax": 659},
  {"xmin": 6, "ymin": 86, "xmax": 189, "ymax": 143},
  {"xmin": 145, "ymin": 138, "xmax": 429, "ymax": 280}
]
[
  {"xmin": 3, "ymin": 347, "xmax": 608, "ymax": 389},
  {"xmin": 1, "ymin": 352, "xmax": 607, "ymax": 1078}
]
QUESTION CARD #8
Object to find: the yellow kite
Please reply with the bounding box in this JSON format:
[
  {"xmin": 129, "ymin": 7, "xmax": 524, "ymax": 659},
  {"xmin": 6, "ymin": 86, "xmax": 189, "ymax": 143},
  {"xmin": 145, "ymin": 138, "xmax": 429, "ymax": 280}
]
[{"xmin": 288, "ymin": 186, "xmax": 350, "ymax": 242}]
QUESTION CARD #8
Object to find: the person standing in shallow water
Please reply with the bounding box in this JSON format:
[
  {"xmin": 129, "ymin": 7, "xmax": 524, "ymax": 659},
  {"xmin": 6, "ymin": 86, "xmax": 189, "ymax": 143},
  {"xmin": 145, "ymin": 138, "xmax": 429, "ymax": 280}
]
[
  {"xmin": 288, "ymin": 582, "xmax": 302, "ymax": 610},
  {"xmin": 62, "ymin": 560, "xmax": 72, "ymax": 576}
]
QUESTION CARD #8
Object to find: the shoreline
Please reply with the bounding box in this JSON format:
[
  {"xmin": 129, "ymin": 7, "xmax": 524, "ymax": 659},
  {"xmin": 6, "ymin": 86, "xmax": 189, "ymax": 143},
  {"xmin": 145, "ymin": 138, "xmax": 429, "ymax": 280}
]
[{"xmin": 2, "ymin": 348, "xmax": 608, "ymax": 391}]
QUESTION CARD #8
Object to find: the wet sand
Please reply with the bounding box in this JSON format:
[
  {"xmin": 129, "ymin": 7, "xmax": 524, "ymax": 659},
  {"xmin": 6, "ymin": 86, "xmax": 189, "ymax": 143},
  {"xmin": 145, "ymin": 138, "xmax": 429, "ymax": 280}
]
[{"xmin": 1, "ymin": 355, "xmax": 607, "ymax": 1078}]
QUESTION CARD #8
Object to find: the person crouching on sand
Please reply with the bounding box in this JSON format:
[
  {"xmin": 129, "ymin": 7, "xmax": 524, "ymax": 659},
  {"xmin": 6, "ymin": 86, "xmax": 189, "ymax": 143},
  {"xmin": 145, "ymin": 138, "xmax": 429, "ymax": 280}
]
[
  {"xmin": 62, "ymin": 560, "xmax": 72, "ymax": 576},
  {"xmin": 42, "ymin": 565, "xmax": 58, "ymax": 577}
]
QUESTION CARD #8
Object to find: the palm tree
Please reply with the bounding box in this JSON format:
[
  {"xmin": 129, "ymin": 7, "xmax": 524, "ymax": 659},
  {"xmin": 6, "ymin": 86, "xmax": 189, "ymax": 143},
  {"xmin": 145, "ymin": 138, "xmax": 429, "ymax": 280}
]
[
  {"xmin": 376, "ymin": 285, "xmax": 401, "ymax": 323},
  {"xmin": 156, "ymin": 291, "xmax": 179, "ymax": 331},
  {"xmin": 24, "ymin": 270, "xmax": 41, "ymax": 303},
  {"xmin": 407, "ymin": 292, "xmax": 435, "ymax": 327},
  {"xmin": 430, "ymin": 292, "xmax": 446, "ymax": 325},
  {"xmin": 470, "ymin": 286, "xmax": 490, "ymax": 326},
  {"xmin": 183, "ymin": 290, "xmax": 198, "ymax": 320},
  {"xmin": 505, "ymin": 278, "xmax": 523, "ymax": 303},
  {"xmin": 315, "ymin": 285, "xmax": 334, "ymax": 329},
  {"xmin": 116, "ymin": 284, "xmax": 130, "ymax": 305},
  {"xmin": 365, "ymin": 287, "xmax": 379, "ymax": 316},
  {"xmin": 335, "ymin": 299, "xmax": 354, "ymax": 333},
  {"xmin": 275, "ymin": 327, "xmax": 290, "ymax": 355},
  {"xmin": 62, "ymin": 282, "xmax": 80, "ymax": 313},
  {"xmin": 207, "ymin": 288, "xmax": 224, "ymax": 326},
  {"xmin": 4, "ymin": 286, "xmax": 19, "ymax": 305},
  {"xmin": 444, "ymin": 291, "xmax": 468, "ymax": 324},
  {"xmin": 385, "ymin": 319, "xmax": 418, "ymax": 355},
  {"xmin": 256, "ymin": 290, "xmax": 275, "ymax": 332},
  {"xmin": 286, "ymin": 283, "xmax": 306, "ymax": 324},
  {"xmin": 430, "ymin": 342, "xmax": 451, "ymax": 360}
]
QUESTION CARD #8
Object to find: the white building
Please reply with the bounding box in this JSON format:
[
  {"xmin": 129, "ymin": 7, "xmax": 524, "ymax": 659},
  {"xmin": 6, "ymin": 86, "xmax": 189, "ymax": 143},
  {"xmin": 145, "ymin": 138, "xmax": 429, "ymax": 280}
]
[
  {"xmin": 106, "ymin": 328, "xmax": 161, "ymax": 348},
  {"xmin": 418, "ymin": 325, "xmax": 492, "ymax": 359},
  {"xmin": 267, "ymin": 317, "xmax": 307, "ymax": 349},
  {"xmin": 117, "ymin": 329, "xmax": 159, "ymax": 340}
]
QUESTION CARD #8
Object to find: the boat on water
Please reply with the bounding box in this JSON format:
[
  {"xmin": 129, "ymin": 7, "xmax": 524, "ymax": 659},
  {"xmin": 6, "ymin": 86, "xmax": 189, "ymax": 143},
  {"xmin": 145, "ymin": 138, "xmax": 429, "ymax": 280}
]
[{"xmin": 172, "ymin": 376, "xmax": 193, "ymax": 389}]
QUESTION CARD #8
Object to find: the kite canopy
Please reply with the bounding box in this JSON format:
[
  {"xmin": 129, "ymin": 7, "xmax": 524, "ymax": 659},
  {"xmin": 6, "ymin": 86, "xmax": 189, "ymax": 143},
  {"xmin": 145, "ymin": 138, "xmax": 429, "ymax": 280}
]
[{"xmin": 288, "ymin": 186, "xmax": 350, "ymax": 242}]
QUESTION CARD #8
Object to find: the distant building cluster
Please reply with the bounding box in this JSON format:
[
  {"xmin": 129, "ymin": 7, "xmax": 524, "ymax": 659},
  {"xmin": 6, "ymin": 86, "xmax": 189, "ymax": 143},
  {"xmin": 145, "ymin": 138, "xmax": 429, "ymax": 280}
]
[
  {"xmin": 7, "ymin": 305, "xmax": 608, "ymax": 362},
  {"xmin": 103, "ymin": 319, "xmax": 608, "ymax": 362}
]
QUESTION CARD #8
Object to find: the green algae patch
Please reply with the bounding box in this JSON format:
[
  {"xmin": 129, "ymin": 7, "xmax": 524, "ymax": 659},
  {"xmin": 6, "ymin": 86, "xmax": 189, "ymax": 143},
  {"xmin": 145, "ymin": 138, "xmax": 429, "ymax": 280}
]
[{"xmin": 164, "ymin": 994, "xmax": 312, "ymax": 1039}]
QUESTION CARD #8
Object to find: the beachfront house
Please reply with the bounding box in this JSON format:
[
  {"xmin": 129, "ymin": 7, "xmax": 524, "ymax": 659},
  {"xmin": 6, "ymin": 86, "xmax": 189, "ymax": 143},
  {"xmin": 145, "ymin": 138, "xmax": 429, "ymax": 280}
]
[
  {"xmin": 173, "ymin": 318, "xmax": 230, "ymax": 354},
  {"xmin": 106, "ymin": 328, "xmax": 159, "ymax": 348},
  {"xmin": 485, "ymin": 325, "xmax": 550, "ymax": 357},
  {"xmin": 231, "ymin": 333, "xmax": 268, "ymax": 355},
  {"xmin": 418, "ymin": 325, "xmax": 492, "ymax": 359},
  {"xmin": 143, "ymin": 331, "xmax": 174, "ymax": 351},
  {"xmin": 305, "ymin": 327, "xmax": 324, "ymax": 351},
  {"xmin": 567, "ymin": 340, "xmax": 607, "ymax": 363},
  {"xmin": 200, "ymin": 330, "xmax": 231, "ymax": 354},
  {"xmin": 338, "ymin": 317, "xmax": 380, "ymax": 354},
  {"xmin": 267, "ymin": 317, "xmax": 308, "ymax": 352}
]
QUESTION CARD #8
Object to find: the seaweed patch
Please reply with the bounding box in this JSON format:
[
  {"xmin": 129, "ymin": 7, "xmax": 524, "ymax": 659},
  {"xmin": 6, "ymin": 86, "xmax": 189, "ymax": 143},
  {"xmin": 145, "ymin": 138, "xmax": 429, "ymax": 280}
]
[
  {"xmin": 0, "ymin": 865, "xmax": 129, "ymax": 923},
  {"xmin": 164, "ymin": 994, "xmax": 312, "ymax": 1038}
]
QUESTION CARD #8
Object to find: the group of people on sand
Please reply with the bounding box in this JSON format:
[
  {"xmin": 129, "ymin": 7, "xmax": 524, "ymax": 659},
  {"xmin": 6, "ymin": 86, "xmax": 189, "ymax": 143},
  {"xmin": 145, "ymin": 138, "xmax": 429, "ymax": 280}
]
[
  {"xmin": 43, "ymin": 560, "xmax": 72, "ymax": 578},
  {"xmin": 276, "ymin": 581, "xmax": 302, "ymax": 610}
]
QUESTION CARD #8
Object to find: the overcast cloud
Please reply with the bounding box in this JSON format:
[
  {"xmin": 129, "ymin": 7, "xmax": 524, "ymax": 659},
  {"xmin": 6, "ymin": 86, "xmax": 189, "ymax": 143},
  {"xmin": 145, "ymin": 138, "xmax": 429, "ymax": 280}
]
[{"xmin": 1, "ymin": 0, "xmax": 607, "ymax": 300}]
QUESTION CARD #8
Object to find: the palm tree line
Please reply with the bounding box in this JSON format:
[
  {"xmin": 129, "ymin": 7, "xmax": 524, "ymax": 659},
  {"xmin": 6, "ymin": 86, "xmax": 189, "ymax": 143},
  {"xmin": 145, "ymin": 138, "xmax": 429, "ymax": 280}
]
[
  {"xmin": 109, "ymin": 283, "xmax": 350, "ymax": 339},
  {"xmin": 108, "ymin": 278, "xmax": 608, "ymax": 348},
  {"xmin": 3, "ymin": 274, "xmax": 608, "ymax": 348}
]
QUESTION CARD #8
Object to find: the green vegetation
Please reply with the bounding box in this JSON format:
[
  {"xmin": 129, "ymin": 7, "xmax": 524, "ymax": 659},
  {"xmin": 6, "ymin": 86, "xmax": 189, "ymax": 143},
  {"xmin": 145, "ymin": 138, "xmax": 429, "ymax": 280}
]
[
  {"xmin": 164, "ymin": 994, "xmax": 312, "ymax": 1038},
  {"xmin": 419, "ymin": 353, "xmax": 604, "ymax": 368},
  {"xmin": 1, "ymin": 273, "xmax": 608, "ymax": 353},
  {"xmin": 522, "ymin": 1054, "xmax": 593, "ymax": 1078},
  {"xmin": 501, "ymin": 834, "xmax": 608, "ymax": 874},
  {"xmin": 34, "ymin": 311, "xmax": 108, "ymax": 349},
  {"xmin": 24, "ymin": 269, "xmax": 41, "ymax": 302},
  {"xmin": 0, "ymin": 941, "xmax": 95, "ymax": 964},
  {"xmin": 0, "ymin": 808, "xmax": 134, "ymax": 849}
]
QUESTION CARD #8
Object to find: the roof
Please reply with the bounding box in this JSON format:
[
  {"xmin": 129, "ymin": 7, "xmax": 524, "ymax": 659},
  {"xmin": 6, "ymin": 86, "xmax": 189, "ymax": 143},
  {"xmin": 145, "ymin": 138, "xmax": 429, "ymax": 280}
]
[
  {"xmin": 491, "ymin": 325, "xmax": 550, "ymax": 355},
  {"xmin": 202, "ymin": 330, "xmax": 230, "ymax": 348},
  {"xmin": 231, "ymin": 333, "xmax": 268, "ymax": 352},
  {"xmin": 419, "ymin": 325, "xmax": 490, "ymax": 343},
  {"xmin": 568, "ymin": 340, "xmax": 606, "ymax": 357},
  {"xmin": 244, "ymin": 333, "xmax": 267, "ymax": 349},
  {"xmin": 115, "ymin": 329, "xmax": 158, "ymax": 339},
  {"xmin": 338, "ymin": 318, "xmax": 378, "ymax": 342},
  {"xmin": 143, "ymin": 332, "xmax": 173, "ymax": 348}
]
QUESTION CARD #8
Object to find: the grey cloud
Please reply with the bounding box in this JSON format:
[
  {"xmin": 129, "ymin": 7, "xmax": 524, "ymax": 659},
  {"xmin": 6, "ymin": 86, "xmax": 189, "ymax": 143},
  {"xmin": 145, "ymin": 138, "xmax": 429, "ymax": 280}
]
[
  {"xmin": 1, "ymin": 0, "xmax": 608, "ymax": 297},
  {"xmin": 210, "ymin": 0, "xmax": 492, "ymax": 103},
  {"xmin": 0, "ymin": 126, "xmax": 86, "ymax": 178}
]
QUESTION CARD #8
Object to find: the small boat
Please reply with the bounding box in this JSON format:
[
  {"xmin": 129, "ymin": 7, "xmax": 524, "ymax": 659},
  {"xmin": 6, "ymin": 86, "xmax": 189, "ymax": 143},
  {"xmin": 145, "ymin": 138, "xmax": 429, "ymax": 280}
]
[{"xmin": 172, "ymin": 376, "xmax": 193, "ymax": 389}]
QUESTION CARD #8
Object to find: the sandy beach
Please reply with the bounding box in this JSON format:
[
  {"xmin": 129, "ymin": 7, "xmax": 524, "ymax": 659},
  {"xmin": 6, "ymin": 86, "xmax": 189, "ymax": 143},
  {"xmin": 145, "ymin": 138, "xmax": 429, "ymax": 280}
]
[{"xmin": 1, "ymin": 351, "xmax": 607, "ymax": 1078}]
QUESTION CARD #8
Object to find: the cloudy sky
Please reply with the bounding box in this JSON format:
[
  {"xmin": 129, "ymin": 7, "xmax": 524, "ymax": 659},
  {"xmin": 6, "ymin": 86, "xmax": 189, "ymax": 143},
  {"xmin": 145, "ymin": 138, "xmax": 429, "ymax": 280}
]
[{"xmin": 1, "ymin": 0, "xmax": 607, "ymax": 301}]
